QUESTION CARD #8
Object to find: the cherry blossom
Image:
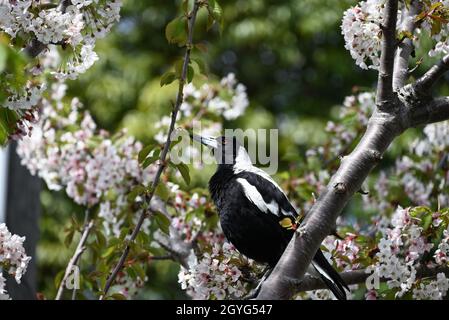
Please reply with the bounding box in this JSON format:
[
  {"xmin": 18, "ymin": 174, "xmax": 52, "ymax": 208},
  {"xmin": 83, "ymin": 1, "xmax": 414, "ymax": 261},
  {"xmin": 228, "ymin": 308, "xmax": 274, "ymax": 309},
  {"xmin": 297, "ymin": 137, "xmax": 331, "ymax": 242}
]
[{"xmin": 0, "ymin": 223, "xmax": 31, "ymax": 300}]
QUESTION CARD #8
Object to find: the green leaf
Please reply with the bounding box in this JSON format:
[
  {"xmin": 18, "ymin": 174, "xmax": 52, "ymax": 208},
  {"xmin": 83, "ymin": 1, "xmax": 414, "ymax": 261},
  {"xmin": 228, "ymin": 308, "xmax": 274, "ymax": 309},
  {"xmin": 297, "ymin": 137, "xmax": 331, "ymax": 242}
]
[
  {"xmin": 142, "ymin": 149, "xmax": 160, "ymax": 169},
  {"xmin": 126, "ymin": 266, "xmax": 138, "ymax": 281},
  {"xmin": 0, "ymin": 44, "xmax": 7, "ymax": 72},
  {"xmin": 176, "ymin": 162, "xmax": 191, "ymax": 185},
  {"xmin": 174, "ymin": 59, "xmax": 185, "ymax": 78},
  {"xmin": 95, "ymin": 229, "xmax": 107, "ymax": 248},
  {"xmin": 119, "ymin": 227, "xmax": 131, "ymax": 241},
  {"xmin": 87, "ymin": 270, "xmax": 104, "ymax": 280},
  {"xmin": 397, "ymin": 30, "xmax": 413, "ymax": 41},
  {"xmin": 127, "ymin": 185, "xmax": 146, "ymax": 202},
  {"xmin": 160, "ymin": 71, "xmax": 177, "ymax": 87},
  {"xmin": 182, "ymin": 0, "xmax": 189, "ymax": 13},
  {"xmin": 415, "ymin": 10, "xmax": 428, "ymax": 23},
  {"xmin": 429, "ymin": 1, "xmax": 443, "ymax": 13},
  {"xmin": 136, "ymin": 231, "xmax": 150, "ymax": 246},
  {"xmin": 138, "ymin": 144, "xmax": 154, "ymax": 163},
  {"xmin": 431, "ymin": 19, "xmax": 442, "ymax": 36},
  {"xmin": 155, "ymin": 183, "xmax": 170, "ymax": 201},
  {"xmin": 111, "ymin": 293, "xmax": 127, "ymax": 300},
  {"xmin": 165, "ymin": 17, "xmax": 187, "ymax": 45},
  {"xmin": 64, "ymin": 229, "xmax": 74, "ymax": 247},
  {"xmin": 102, "ymin": 246, "xmax": 117, "ymax": 259},
  {"xmin": 133, "ymin": 264, "xmax": 146, "ymax": 280},
  {"xmin": 195, "ymin": 42, "xmax": 208, "ymax": 53},
  {"xmin": 154, "ymin": 211, "xmax": 171, "ymax": 235},
  {"xmin": 54, "ymin": 270, "xmax": 65, "ymax": 290},
  {"xmin": 142, "ymin": 155, "xmax": 159, "ymax": 169},
  {"xmin": 208, "ymin": 0, "xmax": 224, "ymax": 32},
  {"xmin": 422, "ymin": 213, "xmax": 433, "ymax": 231},
  {"xmin": 192, "ymin": 57, "xmax": 207, "ymax": 76}
]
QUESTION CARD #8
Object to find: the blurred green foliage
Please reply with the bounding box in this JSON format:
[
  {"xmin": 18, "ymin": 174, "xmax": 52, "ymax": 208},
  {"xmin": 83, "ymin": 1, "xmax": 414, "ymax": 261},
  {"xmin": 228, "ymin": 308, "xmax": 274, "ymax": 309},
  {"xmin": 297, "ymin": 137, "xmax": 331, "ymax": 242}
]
[
  {"xmin": 0, "ymin": 35, "xmax": 28, "ymax": 144},
  {"xmin": 37, "ymin": 0, "xmax": 449, "ymax": 299}
]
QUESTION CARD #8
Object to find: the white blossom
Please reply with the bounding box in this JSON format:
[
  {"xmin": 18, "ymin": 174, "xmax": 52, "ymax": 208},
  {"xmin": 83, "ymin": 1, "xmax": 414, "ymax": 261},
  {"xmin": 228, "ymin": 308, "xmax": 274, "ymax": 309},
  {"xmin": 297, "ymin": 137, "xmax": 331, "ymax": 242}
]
[{"xmin": 0, "ymin": 223, "xmax": 31, "ymax": 299}]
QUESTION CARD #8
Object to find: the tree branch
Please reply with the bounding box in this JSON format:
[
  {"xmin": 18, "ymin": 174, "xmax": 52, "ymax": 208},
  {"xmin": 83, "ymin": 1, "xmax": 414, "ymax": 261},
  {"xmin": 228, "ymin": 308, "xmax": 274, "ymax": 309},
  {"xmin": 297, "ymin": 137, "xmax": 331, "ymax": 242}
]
[
  {"xmin": 376, "ymin": 0, "xmax": 399, "ymax": 105},
  {"xmin": 392, "ymin": 0, "xmax": 420, "ymax": 90},
  {"xmin": 295, "ymin": 266, "xmax": 449, "ymax": 293},
  {"xmin": 99, "ymin": 0, "xmax": 201, "ymax": 300},
  {"xmin": 255, "ymin": 0, "xmax": 449, "ymax": 300},
  {"xmin": 256, "ymin": 114, "xmax": 400, "ymax": 299},
  {"xmin": 55, "ymin": 220, "xmax": 94, "ymax": 300},
  {"xmin": 414, "ymin": 54, "xmax": 449, "ymax": 94}
]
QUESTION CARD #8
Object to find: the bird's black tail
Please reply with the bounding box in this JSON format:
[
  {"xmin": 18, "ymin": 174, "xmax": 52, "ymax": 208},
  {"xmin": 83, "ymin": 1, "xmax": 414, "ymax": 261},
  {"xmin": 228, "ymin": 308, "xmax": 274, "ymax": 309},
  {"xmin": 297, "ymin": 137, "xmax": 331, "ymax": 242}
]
[{"xmin": 311, "ymin": 249, "xmax": 349, "ymax": 300}]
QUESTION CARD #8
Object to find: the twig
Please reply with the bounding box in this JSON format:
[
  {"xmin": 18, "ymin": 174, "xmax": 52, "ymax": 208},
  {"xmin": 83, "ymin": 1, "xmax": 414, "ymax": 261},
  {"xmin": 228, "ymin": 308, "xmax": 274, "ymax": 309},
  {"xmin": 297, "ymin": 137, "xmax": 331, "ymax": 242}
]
[
  {"xmin": 55, "ymin": 220, "xmax": 94, "ymax": 300},
  {"xmin": 99, "ymin": 0, "xmax": 201, "ymax": 299}
]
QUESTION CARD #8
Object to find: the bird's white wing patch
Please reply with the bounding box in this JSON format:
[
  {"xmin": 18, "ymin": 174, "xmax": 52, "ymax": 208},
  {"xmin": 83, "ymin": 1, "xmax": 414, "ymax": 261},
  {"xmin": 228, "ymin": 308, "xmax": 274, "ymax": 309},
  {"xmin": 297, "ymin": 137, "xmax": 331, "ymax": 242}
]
[
  {"xmin": 281, "ymin": 209, "xmax": 296, "ymax": 218},
  {"xmin": 236, "ymin": 178, "xmax": 280, "ymax": 216},
  {"xmin": 233, "ymin": 146, "xmax": 297, "ymax": 217},
  {"xmin": 233, "ymin": 148, "xmax": 286, "ymax": 194}
]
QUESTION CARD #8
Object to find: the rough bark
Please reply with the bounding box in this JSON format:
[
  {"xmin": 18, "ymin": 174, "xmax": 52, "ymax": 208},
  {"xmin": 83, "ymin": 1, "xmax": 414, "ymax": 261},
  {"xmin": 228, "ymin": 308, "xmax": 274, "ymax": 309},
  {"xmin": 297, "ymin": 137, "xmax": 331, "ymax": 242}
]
[{"xmin": 256, "ymin": 0, "xmax": 449, "ymax": 299}]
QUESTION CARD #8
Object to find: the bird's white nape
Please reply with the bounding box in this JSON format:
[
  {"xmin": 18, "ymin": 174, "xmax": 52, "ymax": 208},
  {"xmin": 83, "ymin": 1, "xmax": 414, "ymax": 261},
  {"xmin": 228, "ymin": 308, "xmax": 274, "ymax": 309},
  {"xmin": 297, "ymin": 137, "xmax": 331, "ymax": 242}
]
[
  {"xmin": 233, "ymin": 146, "xmax": 284, "ymax": 193},
  {"xmin": 234, "ymin": 146, "xmax": 252, "ymax": 168}
]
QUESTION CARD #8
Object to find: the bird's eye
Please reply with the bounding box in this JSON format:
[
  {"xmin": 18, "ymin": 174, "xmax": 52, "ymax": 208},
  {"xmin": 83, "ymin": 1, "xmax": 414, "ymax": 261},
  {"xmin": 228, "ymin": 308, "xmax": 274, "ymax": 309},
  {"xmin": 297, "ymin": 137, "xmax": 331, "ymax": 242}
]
[{"xmin": 222, "ymin": 137, "xmax": 227, "ymax": 145}]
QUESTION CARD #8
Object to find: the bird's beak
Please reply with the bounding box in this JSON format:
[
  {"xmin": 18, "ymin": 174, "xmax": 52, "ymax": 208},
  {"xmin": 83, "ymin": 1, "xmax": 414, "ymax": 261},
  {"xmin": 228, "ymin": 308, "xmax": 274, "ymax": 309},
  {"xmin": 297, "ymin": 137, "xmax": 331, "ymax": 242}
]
[{"xmin": 191, "ymin": 134, "xmax": 218, "ymax": 149}]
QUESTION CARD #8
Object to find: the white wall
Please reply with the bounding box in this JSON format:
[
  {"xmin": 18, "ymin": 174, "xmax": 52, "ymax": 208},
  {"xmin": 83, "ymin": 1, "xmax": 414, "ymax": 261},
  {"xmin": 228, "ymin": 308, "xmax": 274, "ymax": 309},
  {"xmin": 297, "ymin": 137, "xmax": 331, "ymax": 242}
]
[{"xmin": 0, "ymin": 146, "xmax": 8, "ymax": 223}]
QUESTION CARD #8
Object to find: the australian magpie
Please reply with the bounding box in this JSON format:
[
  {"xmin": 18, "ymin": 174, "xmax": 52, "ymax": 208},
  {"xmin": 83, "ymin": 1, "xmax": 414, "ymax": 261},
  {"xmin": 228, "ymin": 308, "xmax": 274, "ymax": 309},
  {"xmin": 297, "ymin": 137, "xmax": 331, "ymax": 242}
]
[{"xmin": 193, "ymin": 134, "xmax": 349, "ymax": 300}]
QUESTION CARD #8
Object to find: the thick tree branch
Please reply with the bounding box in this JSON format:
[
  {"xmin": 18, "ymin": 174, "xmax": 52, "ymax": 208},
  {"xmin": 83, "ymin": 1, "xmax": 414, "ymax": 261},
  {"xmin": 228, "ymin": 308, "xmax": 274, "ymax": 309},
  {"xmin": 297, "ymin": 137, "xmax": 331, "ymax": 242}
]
[
  {"xmin": 255, "ymin": 0, "xmax": 449, "ymax": 300},
  {"xmin": 393, "ymin": 0, "xmax": 420, "ymax": 90},
  {"xmin": 295, "ymin": 266, "xmax": 449, "ymax": 293},
  {"xmin": 423, "ymin": 96, "xmax": 449, "ymax": 125},
  {"xmin": 99, "ymin": 0, "xmax": 200, "ymax": 299},
  {"xmin": 256, "ymin": 113, "xmax": 401, "ymax": 299},
  {"xmin": 376, "ymin": 0, "xmax": 399, "ymax": 105},
  {"xmin": 414, "ymin": 54, "xmax": 449, "ymax": 94},
  {"xmin": 55, "ymin": 220, "xmax": 94, "ymax": 300}
]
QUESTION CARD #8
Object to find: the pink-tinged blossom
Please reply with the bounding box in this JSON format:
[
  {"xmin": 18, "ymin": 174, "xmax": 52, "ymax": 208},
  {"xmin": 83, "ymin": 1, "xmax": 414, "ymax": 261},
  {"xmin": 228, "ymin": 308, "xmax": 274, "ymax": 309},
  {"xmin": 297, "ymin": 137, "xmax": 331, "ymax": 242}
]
[
  {"xmin": 0, "ymin": 223, "xmax": 31, "ymax": 300},
  {"xmin": 434, "ymin": 230, "xmax": 449, "ymax": 265},
  {"xmin": 16, "ymin": 83, "xmax": 157, "ymax": 237},
  {"xmin": 178, "ymin": 240, "xmax": 252, "ymax": 300},
  {"xmin": 341, "ymin": 0, "xmax": 384, "ymax": 70},
  {"xmin": 413, "ymin": 273, "xmax": 449, "ymax": 300}
]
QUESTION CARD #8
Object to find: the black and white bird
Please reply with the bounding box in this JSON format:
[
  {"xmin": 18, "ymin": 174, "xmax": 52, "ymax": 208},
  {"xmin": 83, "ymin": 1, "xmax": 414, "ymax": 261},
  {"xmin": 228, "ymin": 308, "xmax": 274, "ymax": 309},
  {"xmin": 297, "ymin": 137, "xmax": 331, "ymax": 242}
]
[{"xmin": 193, "ymin": 134, "xmax": 348, "ymax": 300}]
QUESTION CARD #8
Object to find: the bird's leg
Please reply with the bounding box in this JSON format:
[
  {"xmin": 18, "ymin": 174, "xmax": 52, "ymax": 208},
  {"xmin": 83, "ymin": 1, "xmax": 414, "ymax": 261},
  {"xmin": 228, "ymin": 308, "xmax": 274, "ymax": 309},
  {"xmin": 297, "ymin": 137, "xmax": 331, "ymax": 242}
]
[{"xmin": 243, "ymin": 265, "xmax": 273, "ymax": 300}]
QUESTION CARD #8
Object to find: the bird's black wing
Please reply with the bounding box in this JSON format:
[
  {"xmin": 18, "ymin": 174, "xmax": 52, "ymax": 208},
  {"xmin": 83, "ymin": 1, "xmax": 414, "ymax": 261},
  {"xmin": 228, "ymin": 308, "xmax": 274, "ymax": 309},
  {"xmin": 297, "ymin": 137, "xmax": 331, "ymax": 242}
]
[
  {"xmin": 236, "ymin": 171, "xmax": 348, "ymax": 300},
  {"xmin": 235, "ymin": 170, "xmax": 300, "ymax": 222}
]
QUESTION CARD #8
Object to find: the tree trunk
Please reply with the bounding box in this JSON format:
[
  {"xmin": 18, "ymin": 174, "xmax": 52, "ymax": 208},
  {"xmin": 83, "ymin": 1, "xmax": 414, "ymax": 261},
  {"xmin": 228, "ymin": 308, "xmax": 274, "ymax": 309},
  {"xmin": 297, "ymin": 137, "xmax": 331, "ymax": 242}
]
[{"xmin": 5, "ymin": 141, "xmax": 41, "ymax": 300}]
